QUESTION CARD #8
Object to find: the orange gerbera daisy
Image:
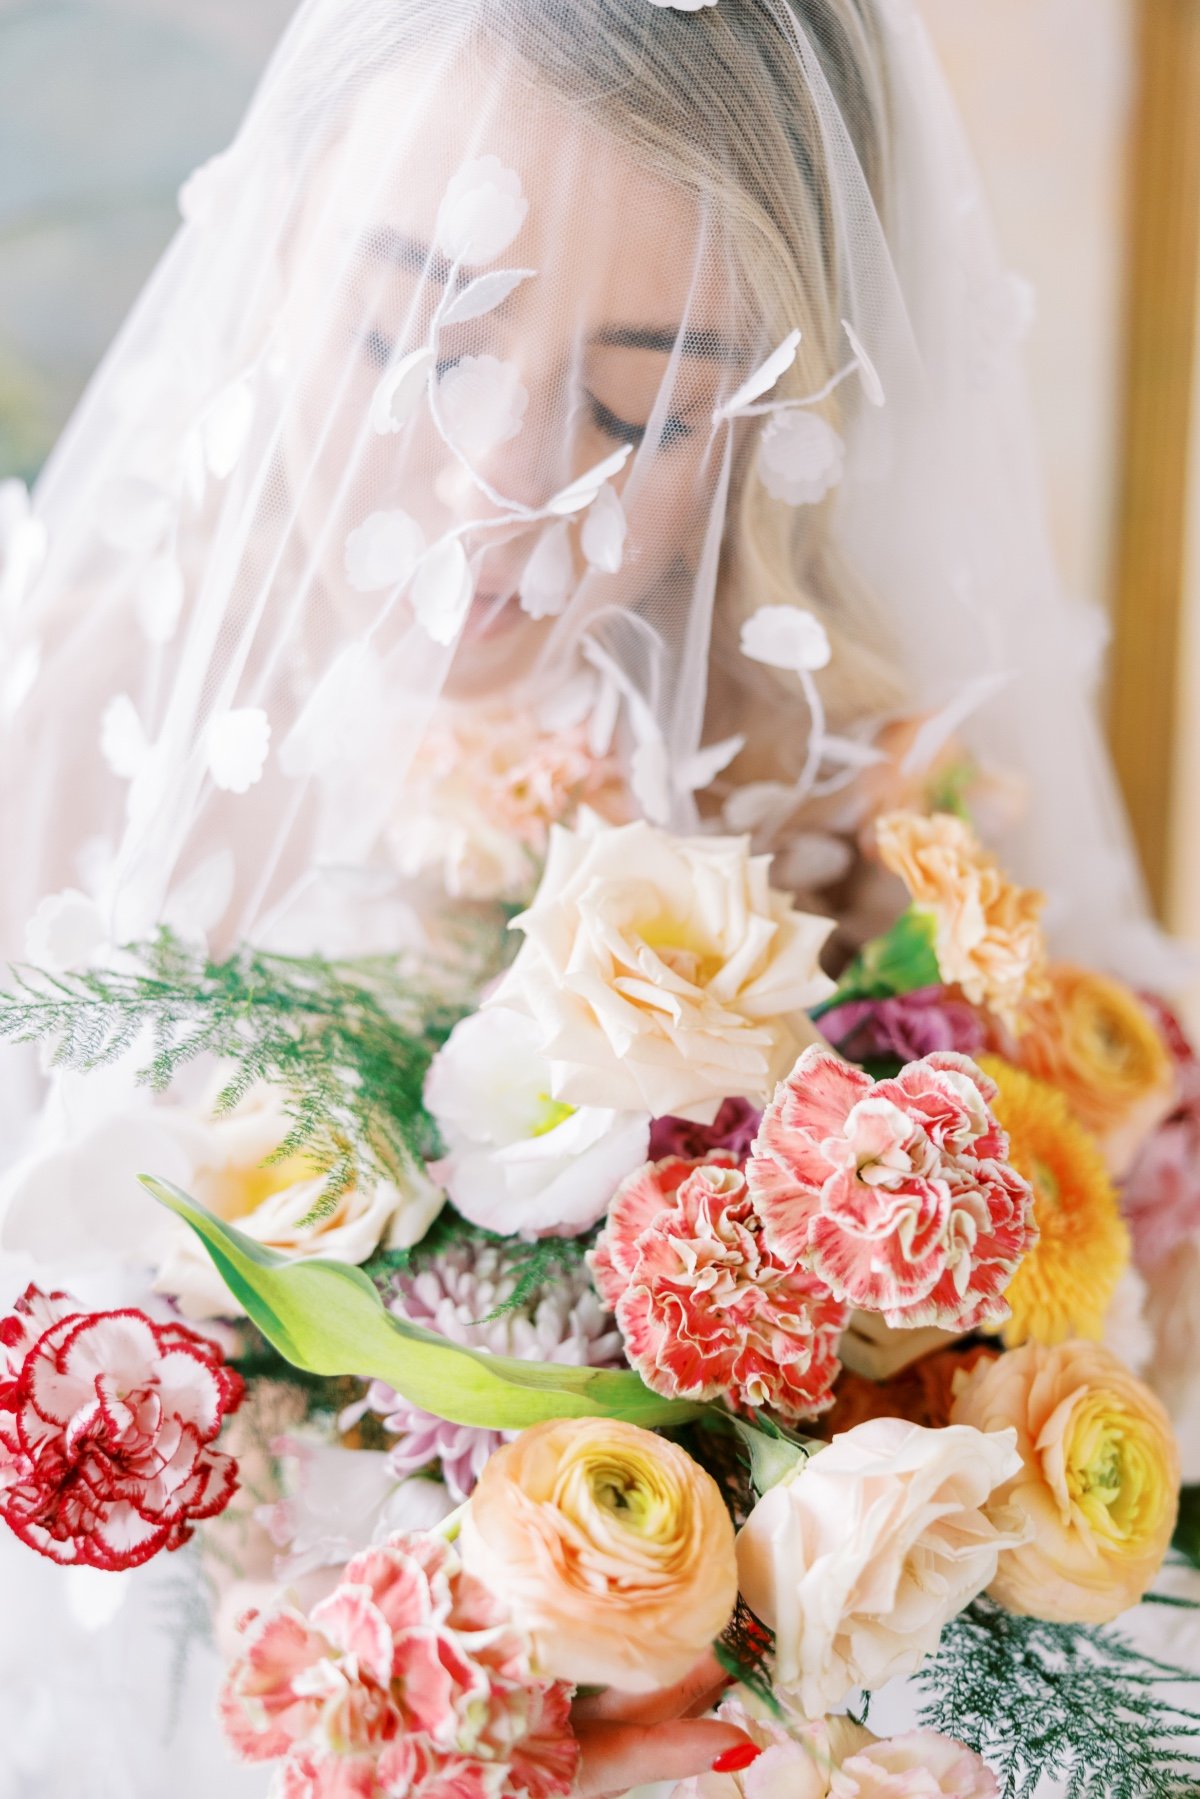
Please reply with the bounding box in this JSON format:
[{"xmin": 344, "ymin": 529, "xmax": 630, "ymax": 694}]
[{"xmin": 979, "ymin": 1055, "xmax": 1130, "ymax": 1347}]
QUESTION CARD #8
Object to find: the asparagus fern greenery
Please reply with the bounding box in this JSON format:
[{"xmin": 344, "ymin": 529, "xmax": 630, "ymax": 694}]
[
  {"xmin": 0, "ymin": 928, "xmax": 501, "ymax": 1214},
  {"xmin": 916, "ymin": 1599, "xmax": 1200, "ymax": 1799}
]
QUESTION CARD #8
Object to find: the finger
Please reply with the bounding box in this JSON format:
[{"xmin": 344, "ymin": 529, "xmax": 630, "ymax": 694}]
[
  {"xmin": 571, "ymin": 1650, "xmax": 728, "ymax": 1725},
  {"xmin": 573, "ymin": 1718, "xmax": 753, "ymax": 1799}
]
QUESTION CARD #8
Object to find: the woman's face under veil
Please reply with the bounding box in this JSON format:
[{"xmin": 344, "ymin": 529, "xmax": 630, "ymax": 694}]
[{"xmin": 274, "ymin": 48, "xmax": 750, "ymax": 701}]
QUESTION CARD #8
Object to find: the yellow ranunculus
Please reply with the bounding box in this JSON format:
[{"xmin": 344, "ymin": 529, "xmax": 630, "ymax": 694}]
[
  {"xmin": 951, "ymin": 1340, "xmax": 1180, "ymax": 1623},
  {"xmin": 1003, "ymin": 964, "xmax": 1174, "ymax": 1178},
  {"xmin": 460, "ymin": 1417, "xmax": 737, "ymax": 1693}
]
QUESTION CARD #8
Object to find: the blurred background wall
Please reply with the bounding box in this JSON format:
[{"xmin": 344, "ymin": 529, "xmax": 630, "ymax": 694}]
[{"xmin": 2, "ymin": 0, "xmax": 1196, "ymax": 999}]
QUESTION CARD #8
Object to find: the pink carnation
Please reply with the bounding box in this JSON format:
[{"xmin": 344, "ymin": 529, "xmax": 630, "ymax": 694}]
[
  {"xmin": 590, "ymin": 1155, "xmax": 847, "ymax": 1419},
  {"xmin": 220, "ymin": 1531, "xmax": 579, "ymax": 1799},
  {"xmin": 0, "ymin": 1284, "xmax": 243, "ymax": 1570},
  {"xmin": 747, "ymin": 1047, "xmax": 1036, "ymax": 1331},
  {"xmin": 1122, "ymin": 997, "xmax": 1200, "ymax": 1270}
]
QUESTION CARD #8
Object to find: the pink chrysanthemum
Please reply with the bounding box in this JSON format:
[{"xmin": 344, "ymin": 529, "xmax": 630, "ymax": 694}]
[
  {"xmin": 747, "ymin": 1046, "xmax": 1036, "ymax": 1331},
  {"xmin": 352, "ymin": 1243, "xmax": 623, "ymax": 1502},
  {"xmin": 219, "ymin": 1531, "xmax": 580, "ymax": 1799},
  {"xmin": 590, "ymin": 1155, "xmax": 847, "ymax": 1419},
  {"xmin": 0, "ymin": 1284, "xmax": 243, "ymax": 1569}
]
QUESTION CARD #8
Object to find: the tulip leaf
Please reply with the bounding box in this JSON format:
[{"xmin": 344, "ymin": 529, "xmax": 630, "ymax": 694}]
[{"xmin": 140, "ymin": 1175, "xmax": 702, "ymax": 1431}]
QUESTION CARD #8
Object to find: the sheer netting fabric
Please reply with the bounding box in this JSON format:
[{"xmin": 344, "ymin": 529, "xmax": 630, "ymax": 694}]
[{"xmin": 0, "ymin": 0, "xmax": 1161, "ymax": 982}]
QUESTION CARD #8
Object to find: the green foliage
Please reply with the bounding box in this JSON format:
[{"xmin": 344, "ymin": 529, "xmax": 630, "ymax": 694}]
[
  {"xmin": 1173, "ymin": 1487, "xmax": 1200, "ymax": 1571},
  {"xmin": 715, "ymin": 1598, "xmax": 782, "ymax": 1719},
  {"xmin": 813, "ymin": 906, "xmax": 941, "ymax": 1016},
  {"xmin": 916, "ymin": 1599, "xmax": 1200, "ymax": 1799},
  {"xmin": 0, "ymin": 928, "xmax": 497, "ymax": 1211},
  {"xmin": 142, "ymin": 1176, "xmax": 704, "ymax": 1432}
]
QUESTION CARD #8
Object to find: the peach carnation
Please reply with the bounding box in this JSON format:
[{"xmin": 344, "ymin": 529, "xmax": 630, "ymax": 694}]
[
  {"xmin": 590, "ymin": 1156, "xmax": 847, "ymax": 1420},
  {"xmin": 1001, "ymin": 965, "xmax": 1174, "ymax": 1178},
  {"xmin": 460, "ymin": 1417, "xmax": 737, "ymax": 1693},
  {"xmin": 951, "ymin": 1339, "xmax": 1180, "ymax": 1623},
  {"xmin": 747, "ymin": 1046, "xmax": 1036, "ymax": 1331},
  {"xmin": 219, "ymin": 1530, "xmax": 579, "ymax": 1799},
  {"xmin": 874, "ymin": 810, "xmax": 1047, "ymax": 1029},
  {"xmin": 978, "ymin": 1057, "xmax": 1129, "ymax": 1346}
]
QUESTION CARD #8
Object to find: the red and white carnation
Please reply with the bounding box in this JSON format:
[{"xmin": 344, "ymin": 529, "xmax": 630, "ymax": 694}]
[
  {"xmin": 747, "ymin": 1047, "xmax": 1036, "ymax": 1331},
  {"xmin": 591, "ymin": 1156, "xmax": 847, "ymax": 1419},
  {"xmin": 220, "ymin": 1530, "xmax": 579, "ymax": 1799},
  {"xmin": 0, "ymin": 1284, "xmax": 243, "ymax": 1569}
]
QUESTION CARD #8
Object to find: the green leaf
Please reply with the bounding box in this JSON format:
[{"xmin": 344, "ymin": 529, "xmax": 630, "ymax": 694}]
[
  {"xmin": 141, "ymin": 1176, "xmax": 701, "ymax": 1433},
  {"xmin": 1173, "ymin": 1485, "xmax": 1200, "ymax": 1570},
  {"xmin": 814, "ymin": 906, "xmax": 941, "ymax": 1015},
  {"xmin": 731, "ymin": 1416, "xmax": 809, "ymax": 1495}
]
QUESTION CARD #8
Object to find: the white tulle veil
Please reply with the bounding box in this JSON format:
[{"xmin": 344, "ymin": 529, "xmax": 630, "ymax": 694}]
[{"xmin": 0, "ymin": 0, "xmax": 1160, "ymax": 984}]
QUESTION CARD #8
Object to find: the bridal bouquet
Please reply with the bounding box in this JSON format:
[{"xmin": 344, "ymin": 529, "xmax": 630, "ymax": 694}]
[{"xmin": 2, "ymin": 803, "xmax": 1198, "ymax": 1799}]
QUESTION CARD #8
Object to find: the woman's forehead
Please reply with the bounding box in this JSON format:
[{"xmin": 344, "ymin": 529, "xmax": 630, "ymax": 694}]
[{"xmin": 311, "ymin": 56, "xmax": 731, "ymax": 343}]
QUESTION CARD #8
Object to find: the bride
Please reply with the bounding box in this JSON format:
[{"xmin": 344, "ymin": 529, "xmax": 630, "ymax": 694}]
[{"xmin": 0, "ymin": 0, "xmax": 1171, "ymax": 1793}]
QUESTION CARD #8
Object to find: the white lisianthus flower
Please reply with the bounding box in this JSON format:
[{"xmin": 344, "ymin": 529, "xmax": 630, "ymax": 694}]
[
  {"xmin": 736, "ymin": 1417, "xmax": 1027, "ymax": 1718},
  {"xmin": 152, "ymin": 1083, "xmax": 444, "ymax": 1318},
  {"xmin": 488, "ymin": 814, "xmax": 835, "ymax": 1121},
  {"xmin": 424, "ymin": 1007, "xmax": 649, "ymax": 1238}
]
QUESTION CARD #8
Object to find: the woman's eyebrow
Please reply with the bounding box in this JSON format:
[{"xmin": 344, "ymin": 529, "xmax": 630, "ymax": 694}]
[
  {"xmin": 361, "ymin": 225, "xmax": 456, "ymax": 285},
  {"xmin": 590, "ymin": 324, "xmax": 745, "ymax": 363}
]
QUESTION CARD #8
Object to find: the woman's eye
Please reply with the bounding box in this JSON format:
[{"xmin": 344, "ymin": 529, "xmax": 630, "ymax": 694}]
[
  {"xmin": 359, "ymin": 327, "xmax": 393, "ymax": 370},
  {"xmin": 587, "ymin": 392, "xmax": 691, "ymax": 450}
]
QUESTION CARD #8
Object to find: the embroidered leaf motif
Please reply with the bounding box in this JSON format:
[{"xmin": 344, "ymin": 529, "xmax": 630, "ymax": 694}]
[
  {"xmin": 440, "ymin": 267, "xmax": 536, "ymax": 328},
  {"xmin": 413, "ymin": 538, "xmax": 474, "ymax": 644},
  {"xmin": 369, "ymin": 346, "xmax": 435, "ymax": 435},
  {"xmin": 717, "ymin": 328, "xmax": 801, "ymax": 419}
]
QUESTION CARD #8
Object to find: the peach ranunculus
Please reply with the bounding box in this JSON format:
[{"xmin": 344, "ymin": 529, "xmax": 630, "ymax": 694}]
[
  {"xmin": 487, "ymin": 815, "xmax": 836, "ymax": 1122},
  {"xmin": 999, "ymin": 964, "xmax": 1174, "ymax": 1179},
  {"xmin": 950, "ymin": 1339, "xmax": 1180, "ymax": 1623},
  {"xmin": 735, "ymin": 1418, "xmax": 1025, "ymax": 1718},
  {"xmin": 153, "ymin": 1083, "xmax": 443, "ymax": 1319},
  {"xmin": 459, "ymin": 1417, "xmax": 738, "ymax": 1693},
  {"xmin": 874, "ymin": 810, "xmax": 1047, "ymax": 1030}
]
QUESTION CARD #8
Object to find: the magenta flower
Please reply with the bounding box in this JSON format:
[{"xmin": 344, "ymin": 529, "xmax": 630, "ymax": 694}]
[
  {"xmin": 821, "ymin": 987, "xmax": 987, "ymax": 1066},
  {"xmin": 1123, "ymin": 997, "xmax": 1200, "ymax": 1270},
  {"xmin": 0, "ymin": 1284, "xmax": 243, "ymax": 1570},
  {"xmin": 219, "ymin": 1531, "xmax": 579, "ymax": 1799},
  {"xmin": 648, "ymin": 1096, "xmax": 762, "ymax": 1163},
  {"xmin": 747, "ymin": 1046, "xmax": 1036, "ymax": 1331},
  {"xmin": 591, "ymin": 1155, "xmax": 846, "ymax": 1419}
]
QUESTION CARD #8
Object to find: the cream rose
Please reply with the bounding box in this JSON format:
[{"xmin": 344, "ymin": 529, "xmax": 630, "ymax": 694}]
[
  {"xmin": 951, "ymin": 1339, "xmax": 1181, "ymax": 1622},
  {"xmin": 459, "ymin": 1417, "xmax": 738, "ymax": 1692},
  {"xmin": 488, "ymin": 814, "xmax": 835, "ymax": 1122},
  {"xmin": 153, "ymin": 1083, "xmax": 443, "ymax": 1318},
  {"xmin": 735, "ymin": 1418, "xmax": 1025, "ymax": 1718}
]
